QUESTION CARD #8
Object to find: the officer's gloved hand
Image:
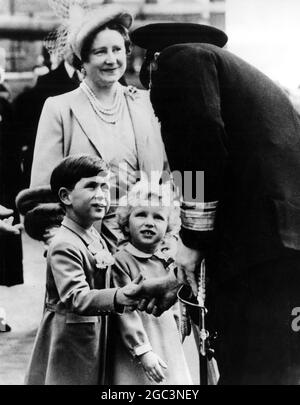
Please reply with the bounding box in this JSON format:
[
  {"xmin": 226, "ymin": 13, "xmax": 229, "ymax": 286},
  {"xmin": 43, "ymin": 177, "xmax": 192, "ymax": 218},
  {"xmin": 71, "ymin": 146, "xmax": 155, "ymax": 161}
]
[
  {"xmin": 175, "ymin": 239, "xmax": 204, "ymax": 296},
  {"xmin": 136, "ymin": 270, "xmax": 181, "ymax": 317}
]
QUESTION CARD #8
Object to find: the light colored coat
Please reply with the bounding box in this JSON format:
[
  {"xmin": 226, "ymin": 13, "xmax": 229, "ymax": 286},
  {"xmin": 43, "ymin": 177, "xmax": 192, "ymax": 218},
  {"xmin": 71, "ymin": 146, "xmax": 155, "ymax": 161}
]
[
  {"xmin": 25, "ymin": 217, "xmax": 117, "ymax": 385},
  {"xmin": 110, "ymin": 243, "xmax": 193, "ymax": 385},
  {"xmin": 30, "ymin": 86, "xmax": 167, "ymax": 188}
]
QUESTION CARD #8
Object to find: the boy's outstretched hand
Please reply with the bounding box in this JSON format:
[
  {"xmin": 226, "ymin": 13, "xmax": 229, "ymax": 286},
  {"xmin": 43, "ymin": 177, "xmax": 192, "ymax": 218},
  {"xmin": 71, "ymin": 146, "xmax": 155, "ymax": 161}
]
[
  {"xmin": 116, "ymin": 274, "xmax": 144, "ymax": 307},
  {"xmin": 123, "ymin": 272, "xmax": 181, "ymax": 316}
]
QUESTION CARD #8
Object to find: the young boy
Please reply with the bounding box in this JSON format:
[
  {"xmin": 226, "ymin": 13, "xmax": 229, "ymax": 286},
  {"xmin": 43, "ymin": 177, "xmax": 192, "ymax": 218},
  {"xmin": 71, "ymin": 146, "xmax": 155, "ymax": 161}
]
[{"xmin": 25, "ymin": 155, "xmax": 143, "ymax": 385}]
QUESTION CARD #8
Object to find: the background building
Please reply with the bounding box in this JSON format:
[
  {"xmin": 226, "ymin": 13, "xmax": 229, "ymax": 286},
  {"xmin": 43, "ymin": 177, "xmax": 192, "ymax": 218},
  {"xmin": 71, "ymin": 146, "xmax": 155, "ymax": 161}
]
[{"xmin": 0, "ymin": 0, "xmax": 226, "ymax": 97}]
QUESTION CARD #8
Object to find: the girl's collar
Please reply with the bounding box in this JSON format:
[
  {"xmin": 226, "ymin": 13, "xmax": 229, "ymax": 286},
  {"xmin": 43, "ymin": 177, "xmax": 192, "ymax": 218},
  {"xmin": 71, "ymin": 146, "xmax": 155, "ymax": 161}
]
[
  {"xmin": 125, "ymin": 242, "xmax": 154, "ymax": 258},
  {"xmin": 124, "ymin": 242, "xmax": 171, "ymax": 263}
]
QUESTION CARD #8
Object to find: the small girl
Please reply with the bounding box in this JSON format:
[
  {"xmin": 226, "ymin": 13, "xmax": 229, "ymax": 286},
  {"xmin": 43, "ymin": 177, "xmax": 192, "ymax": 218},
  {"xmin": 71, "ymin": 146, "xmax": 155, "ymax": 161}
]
[{"xmin": 110, "ymin": 180, "xmax": 193, "ymax": 385}]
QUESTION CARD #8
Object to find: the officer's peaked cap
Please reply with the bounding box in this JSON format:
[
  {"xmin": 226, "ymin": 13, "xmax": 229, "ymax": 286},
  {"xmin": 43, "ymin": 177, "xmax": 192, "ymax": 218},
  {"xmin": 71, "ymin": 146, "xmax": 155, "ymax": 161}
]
[{"xmin": 131, "ymin": 22, "xmax": 228, "ymax": 52}]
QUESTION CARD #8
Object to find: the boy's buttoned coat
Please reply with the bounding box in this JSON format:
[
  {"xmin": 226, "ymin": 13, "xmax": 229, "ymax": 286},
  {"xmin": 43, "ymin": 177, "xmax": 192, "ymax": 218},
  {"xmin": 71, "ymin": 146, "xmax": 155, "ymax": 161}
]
[{"xmin": 25, "ymin": 217, "xmax": 117, "ymax": 385}]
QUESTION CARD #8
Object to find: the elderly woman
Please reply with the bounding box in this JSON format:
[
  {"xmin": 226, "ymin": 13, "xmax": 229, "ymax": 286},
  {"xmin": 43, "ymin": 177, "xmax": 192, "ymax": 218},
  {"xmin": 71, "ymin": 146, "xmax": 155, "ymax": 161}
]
[{"xmin": 18, "ymin": 5, "xmax": 168, "ymax": 252}]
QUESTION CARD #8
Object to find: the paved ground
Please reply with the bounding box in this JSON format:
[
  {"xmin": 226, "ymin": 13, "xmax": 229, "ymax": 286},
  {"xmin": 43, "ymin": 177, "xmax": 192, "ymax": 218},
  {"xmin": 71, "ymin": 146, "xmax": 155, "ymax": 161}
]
[{"xmin": 0, "ymin": 232, "xmax": 199, "ymax": 385}]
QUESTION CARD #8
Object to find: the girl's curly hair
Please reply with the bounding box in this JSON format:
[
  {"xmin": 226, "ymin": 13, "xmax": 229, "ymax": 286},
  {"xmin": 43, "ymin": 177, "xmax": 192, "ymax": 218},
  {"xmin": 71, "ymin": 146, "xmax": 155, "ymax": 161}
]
[{"xmin": 116, "ymin": 179, "xmax": 181, "ymax": 238}]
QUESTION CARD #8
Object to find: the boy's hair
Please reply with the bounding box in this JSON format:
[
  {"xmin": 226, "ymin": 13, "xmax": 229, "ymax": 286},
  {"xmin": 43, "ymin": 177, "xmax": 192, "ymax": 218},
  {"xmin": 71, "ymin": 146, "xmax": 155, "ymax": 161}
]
[
  {"xmin": 50, "ymin": 154, "xmax": 110, "ymax": 200},
  {"xmin": 116, "ymin": 178, "xmax": 181, "ymax": 237}
]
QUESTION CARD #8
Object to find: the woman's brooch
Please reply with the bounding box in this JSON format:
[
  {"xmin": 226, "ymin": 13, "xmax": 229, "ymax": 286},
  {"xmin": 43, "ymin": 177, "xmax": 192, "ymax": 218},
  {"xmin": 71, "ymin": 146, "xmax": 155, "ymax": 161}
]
[
  {"xmin": 87, "ymin": 240, "xmax": 115, "ymax": 269},
  {"xmin": 124, "ymin": 85, "xmax": 139, "ymax": 100}
]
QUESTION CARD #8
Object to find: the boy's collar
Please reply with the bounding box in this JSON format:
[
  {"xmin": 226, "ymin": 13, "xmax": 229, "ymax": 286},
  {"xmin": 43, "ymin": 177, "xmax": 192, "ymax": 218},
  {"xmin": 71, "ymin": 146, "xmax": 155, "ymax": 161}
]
[{"xmin": 61, "ymin": 216, "xmax": 99, "ymax": 245}]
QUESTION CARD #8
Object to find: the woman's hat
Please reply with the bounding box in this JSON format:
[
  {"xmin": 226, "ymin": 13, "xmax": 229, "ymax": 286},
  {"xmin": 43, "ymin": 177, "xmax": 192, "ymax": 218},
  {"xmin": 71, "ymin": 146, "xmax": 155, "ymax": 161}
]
[
  {"xmin": 131, "ymin": 22, "xmax": 228, "ymax": 52},
  {"xmin": 45, "ymin": 1, "xmax": 133, "ymax": 61},
  {"xmin": 69, "ymin": 4, "xmax": 133, "ymax": 59}
]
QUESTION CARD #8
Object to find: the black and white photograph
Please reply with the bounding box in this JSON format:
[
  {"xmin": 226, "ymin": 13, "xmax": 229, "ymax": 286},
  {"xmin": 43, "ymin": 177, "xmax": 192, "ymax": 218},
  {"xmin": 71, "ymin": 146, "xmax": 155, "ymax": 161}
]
[{"xmin": 0, "ymin": 0, "xmax": 300, "ymax": 390}]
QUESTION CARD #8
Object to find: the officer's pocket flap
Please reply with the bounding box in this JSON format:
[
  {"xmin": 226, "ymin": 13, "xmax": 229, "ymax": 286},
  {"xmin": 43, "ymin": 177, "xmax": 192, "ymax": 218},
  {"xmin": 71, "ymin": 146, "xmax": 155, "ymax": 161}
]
[
  {"xmin": 273, "ymin": 198, "xmax": 300, "ymax": 250},
  {"xmin": 66, "ymin": 313, "xmax": 99, "ymax": 324}
]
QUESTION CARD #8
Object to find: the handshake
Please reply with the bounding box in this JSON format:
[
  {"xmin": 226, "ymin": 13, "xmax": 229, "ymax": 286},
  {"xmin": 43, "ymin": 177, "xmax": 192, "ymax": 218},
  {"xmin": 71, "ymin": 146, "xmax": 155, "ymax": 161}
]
[
  {"xmin": 115, "ymin": 271, "xmax": 182, "ymax": 317},
  {"xmin": 116, "ymin": 240, "xmax": 205, "ymax": 316},
  {"xmin": 16, "ymin": 188, "xmax": 202, "ymax": 317}
]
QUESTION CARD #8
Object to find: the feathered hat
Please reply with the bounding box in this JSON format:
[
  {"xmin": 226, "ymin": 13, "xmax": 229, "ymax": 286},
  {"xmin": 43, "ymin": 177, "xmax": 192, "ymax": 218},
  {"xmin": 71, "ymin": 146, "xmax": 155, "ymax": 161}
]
[{"xmin": 45, "ymin": 0, "xmax": 133, "ymax": 61}]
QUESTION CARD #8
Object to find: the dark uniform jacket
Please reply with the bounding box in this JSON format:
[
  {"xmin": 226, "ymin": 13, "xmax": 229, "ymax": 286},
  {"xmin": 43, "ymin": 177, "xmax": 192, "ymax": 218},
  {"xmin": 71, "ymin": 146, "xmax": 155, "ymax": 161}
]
[
  {"xmin": 0, "ymin": 95, "xmax": 23, "ymax": 286},
  {"xmin": 150, "ymin": 43, "xmax": 300, "ymax": 281}
]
